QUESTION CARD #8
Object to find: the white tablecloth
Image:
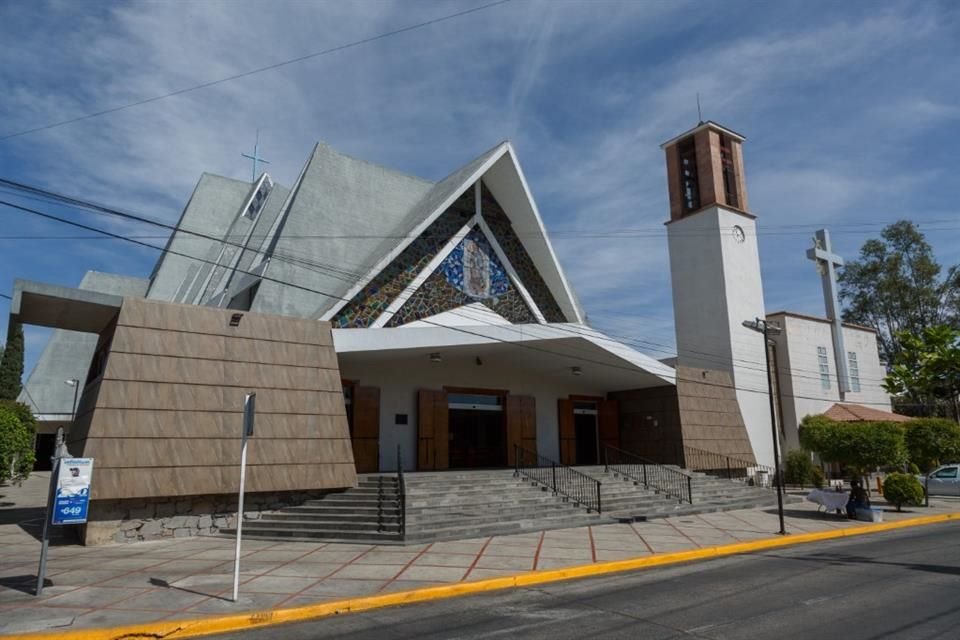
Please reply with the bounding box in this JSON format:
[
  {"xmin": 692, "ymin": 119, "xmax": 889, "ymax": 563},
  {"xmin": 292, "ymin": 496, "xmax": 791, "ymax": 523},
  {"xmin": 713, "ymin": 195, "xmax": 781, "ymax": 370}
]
[{"xmin": 806, "ymin": 489, "xmax": 849, "ymax": 510}]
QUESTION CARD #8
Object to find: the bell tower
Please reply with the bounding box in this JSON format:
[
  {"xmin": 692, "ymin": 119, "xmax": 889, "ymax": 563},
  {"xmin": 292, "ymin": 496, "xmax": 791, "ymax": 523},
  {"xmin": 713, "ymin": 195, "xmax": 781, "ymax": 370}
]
[{"xmin": 662, "ymin": 121, "xmax": 774, "ymax": 467}]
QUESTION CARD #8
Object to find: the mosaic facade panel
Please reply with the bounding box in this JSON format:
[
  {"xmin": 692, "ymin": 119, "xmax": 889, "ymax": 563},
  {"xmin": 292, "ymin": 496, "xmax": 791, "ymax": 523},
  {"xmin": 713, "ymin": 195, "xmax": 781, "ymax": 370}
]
[
  {"xmin": 480, "ymin": 183, "xmax": 567, "ymax": 322},
  {"xmin": 331, "ymin": 190, "xmax": 474, "ymax": 328},
  {"xmin": 386, "ymin": 227, "xmax": 537, "ymax": 326}
]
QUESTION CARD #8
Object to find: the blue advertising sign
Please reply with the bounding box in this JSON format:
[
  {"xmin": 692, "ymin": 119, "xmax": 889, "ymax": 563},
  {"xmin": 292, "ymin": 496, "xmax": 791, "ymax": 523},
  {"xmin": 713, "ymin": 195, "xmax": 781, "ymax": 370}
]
[{"xmin": 51, "ymin": 458, "xmax": 94, "ymax": 525}]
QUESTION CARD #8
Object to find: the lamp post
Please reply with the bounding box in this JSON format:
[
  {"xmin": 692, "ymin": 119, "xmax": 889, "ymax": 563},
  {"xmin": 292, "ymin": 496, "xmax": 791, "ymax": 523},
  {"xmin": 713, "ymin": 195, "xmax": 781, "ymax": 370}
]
[
  {"xmin": 64, "ymin": 379, "xmax": 79, "ymax": 424},
  {"xmin": 742, "ymin": 317, "xmax": 786, "ymax": 535}
]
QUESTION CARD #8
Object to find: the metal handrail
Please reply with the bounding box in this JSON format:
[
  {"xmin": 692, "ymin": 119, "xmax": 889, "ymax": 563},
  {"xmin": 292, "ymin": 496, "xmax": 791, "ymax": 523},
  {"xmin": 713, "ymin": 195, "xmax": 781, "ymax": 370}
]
[
  {"xmin": 514, "ymin": 445, "xmax": 602, "ymax": 514},
  {"xmin": 604, "ymin": 445, "xmax": 693, "ymax": 504},
  {"xmin": 682, "ymin": 444, "xmax": 778, "ymax": 487},
  {"xmin": 396, "ymin": 444, "xmax": 406, "ymax": 539}
]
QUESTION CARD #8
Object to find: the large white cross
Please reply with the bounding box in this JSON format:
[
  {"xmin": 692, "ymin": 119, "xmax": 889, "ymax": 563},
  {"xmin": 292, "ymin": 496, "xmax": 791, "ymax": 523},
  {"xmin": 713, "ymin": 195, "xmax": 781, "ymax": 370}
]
[
  {"xmin": 241, "ymin": 130, "xmax": 270, "ymax": 183},
  {"xmin": 806, "ymin": 229, "xmax": 851, "ymax": 396}
]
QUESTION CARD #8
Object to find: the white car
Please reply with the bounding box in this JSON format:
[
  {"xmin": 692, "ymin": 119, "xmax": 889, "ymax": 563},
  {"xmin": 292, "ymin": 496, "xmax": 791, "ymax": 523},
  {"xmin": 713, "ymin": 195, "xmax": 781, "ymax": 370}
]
[{"xmin": 919, "ymin": 464, "xmax": 960, "ymax": 496}]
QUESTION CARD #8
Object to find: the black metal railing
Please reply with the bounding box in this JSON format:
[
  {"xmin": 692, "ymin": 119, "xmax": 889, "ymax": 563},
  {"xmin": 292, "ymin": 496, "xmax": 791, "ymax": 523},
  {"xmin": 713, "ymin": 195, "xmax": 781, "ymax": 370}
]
[
  {"xmin": 604, "ymin": 445, "xmax": 693, "ymax": 504},
  {"xmin": 682, "ymin": 445, "xmax": 778, "ymax": 487},
  {"xmin": 396, "ymin": 444, "xmax": 406, "ymax": 539},
  {"xmin": 514, "ymin": 445, "xmax": 602, "ymax": 514}
]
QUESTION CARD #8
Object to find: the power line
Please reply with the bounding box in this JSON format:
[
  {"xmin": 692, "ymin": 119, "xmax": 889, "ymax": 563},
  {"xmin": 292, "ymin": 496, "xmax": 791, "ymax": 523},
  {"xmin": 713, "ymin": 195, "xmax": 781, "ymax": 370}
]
[
  {"xmin": 4, "ymin": 196, "xmax": 915, "ymax": 408},
  {"xmin": 0, "ymin": 0, "xmax": 514, "ymax": 142},
  {"xmin": 0, "ymin": 179, "xmax": 899, "ymax": 385},
  {"xmin": 0, "ymin": 293, "xmax": 11, "ymax": 300}
]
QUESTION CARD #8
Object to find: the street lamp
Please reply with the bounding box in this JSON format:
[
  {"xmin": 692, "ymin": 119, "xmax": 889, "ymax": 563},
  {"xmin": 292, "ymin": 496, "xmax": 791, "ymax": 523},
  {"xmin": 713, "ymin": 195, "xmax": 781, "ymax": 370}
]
[
  {"xmin": 64, "ymin": 379, "xmax": 80, "ymax": 424},
  {"xmin": 742, "ymin": 317, "xmax": 786, "ymax": 535}
]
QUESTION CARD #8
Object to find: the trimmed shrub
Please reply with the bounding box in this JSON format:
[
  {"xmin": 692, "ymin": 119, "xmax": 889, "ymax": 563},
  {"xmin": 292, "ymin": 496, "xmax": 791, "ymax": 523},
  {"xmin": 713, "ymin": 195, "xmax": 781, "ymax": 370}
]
[
  {"xmin": 882, "ymin": 472, "xmax": 925, "ymax": 512},
  {"xmin": 908, "ymin": 462, "xmax": 921, "ymax": 475},
  {"xmin": 810, "ymin": 466, "xmax": 825, "ymax": 489},
  {"xmin": 784, "ymin": 450, "xmax": 815, "ymax": 487},
  {"xmin": 799, "ymin": 415, "xmax": 907, "ymax": 479}
]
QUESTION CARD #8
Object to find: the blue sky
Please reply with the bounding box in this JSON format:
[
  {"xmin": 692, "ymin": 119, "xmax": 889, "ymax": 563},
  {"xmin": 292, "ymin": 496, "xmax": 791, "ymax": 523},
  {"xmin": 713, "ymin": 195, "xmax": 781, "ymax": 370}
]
[{"xmin": 1, "ymin": 0, "xmax": 959, "ymax": 376}]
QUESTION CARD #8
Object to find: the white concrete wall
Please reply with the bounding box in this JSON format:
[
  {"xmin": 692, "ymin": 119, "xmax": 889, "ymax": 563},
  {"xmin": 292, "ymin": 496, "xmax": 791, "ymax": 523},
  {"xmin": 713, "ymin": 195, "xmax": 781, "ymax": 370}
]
[
  {"xmin": 770, "ymin": 314, "xmax": 891, "ymax": 452},
  {"xmin": 667, "ymin": 206, "xmax": 774, "ymax": 466},
  {"xmin": 339, "ymin": 352, "xmax": 611, "ymax": 471}
]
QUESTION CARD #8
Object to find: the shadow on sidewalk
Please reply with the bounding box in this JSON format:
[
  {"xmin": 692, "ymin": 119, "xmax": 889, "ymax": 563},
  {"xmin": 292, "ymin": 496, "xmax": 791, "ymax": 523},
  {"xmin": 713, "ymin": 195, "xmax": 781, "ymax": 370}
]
[
  {"xmin": 0, "ymin": 575, "xmax": 48, "ymax": 595},
  {"xmin": 149, "ymin": 578, "xmax": 232, "ymax": 602}
]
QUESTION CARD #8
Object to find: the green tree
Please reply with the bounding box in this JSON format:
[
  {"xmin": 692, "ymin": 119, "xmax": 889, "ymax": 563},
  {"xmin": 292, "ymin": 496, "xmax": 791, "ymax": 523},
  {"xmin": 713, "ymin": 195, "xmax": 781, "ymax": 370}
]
[
  {"xmin": 884, "ymin": 326, "xmax": 960, "ymax": 419},
  {"xmin": 0, "ymin": 322, "xmax": 24, "ymax": 401},
  {"xmin": 903, "ymin": 418, "xmax": 960, "ymax": 473},
  {"xmin": 839, "ymin": 221, "xmax": 960, "ymax": 365},
  {"xmin": 799, "ymin": 415, "xmax": 907, "ymax": 480},
  {"xmin": 0, "ymin": 403, "xmax": 35, "ymax": 483},
  {"xmin": 882, "ymin": 472, "xmax": 925, "ymax": 512}
]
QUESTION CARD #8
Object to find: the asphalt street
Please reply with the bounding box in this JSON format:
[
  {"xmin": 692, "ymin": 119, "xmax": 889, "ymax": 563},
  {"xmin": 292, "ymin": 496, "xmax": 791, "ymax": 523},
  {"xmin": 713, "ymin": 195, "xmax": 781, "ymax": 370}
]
[{"xmin": 211, "ymin": 522, "xmax": 960, "ymax": 640}]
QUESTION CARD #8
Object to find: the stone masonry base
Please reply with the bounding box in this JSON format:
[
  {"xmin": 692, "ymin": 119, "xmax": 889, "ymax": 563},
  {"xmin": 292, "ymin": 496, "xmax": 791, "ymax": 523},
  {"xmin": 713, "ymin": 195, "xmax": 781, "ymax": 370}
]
[{"xmin": 83, "ymin": 490, "xmax": 330, "ymax": 545}]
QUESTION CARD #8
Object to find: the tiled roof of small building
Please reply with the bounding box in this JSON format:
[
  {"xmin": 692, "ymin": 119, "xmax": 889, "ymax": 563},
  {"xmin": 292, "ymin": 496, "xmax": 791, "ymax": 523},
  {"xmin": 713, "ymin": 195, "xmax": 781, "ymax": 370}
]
[{"xmin": 823, "ymin": 403, "xmax": 911, "ymax": 423}]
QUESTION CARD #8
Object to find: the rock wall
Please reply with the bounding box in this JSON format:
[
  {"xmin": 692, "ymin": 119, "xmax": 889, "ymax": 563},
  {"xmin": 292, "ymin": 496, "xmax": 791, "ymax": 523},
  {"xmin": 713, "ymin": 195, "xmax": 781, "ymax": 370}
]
[{"xmin": 83, "ymin": 490, "xmax": 329, "ymax": 545}]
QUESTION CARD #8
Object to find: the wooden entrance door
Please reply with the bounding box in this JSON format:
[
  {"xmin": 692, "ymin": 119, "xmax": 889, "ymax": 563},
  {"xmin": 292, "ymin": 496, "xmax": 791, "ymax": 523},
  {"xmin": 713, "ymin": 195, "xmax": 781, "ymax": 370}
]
[
  {"xmin": 506, "ymin": 395, "xmax": 536, "ymax": 466},
  {"xmin": 418, "ymin": 389, "xmax": 449, "ymax": 470},
  {"xmin": 351, "ymin": 386, "xmax": 380, "ymax": 473},
  {"xmin": 558, "ymin": 398, "xmax": 619, "ymax": 465}
]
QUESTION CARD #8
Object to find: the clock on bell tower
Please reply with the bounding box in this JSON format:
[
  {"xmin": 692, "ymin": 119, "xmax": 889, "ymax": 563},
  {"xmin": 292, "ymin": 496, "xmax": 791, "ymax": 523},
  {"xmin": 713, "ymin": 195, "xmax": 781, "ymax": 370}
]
[{"xmin": 661, "ymin": 121, "xmax": 775, "ymax": 467}]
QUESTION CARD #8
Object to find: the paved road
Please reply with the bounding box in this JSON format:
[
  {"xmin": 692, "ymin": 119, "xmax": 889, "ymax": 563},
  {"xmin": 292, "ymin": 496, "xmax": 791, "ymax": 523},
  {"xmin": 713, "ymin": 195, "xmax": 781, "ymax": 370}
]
[{"xmin": 211, "ymin": 522, "xmax": 960, "ymax": 640}]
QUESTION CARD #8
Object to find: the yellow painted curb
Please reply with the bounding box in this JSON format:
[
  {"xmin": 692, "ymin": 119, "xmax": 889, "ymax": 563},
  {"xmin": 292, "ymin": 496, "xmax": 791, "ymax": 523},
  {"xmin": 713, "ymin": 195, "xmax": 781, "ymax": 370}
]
[{"xmin": 9, "ymin": 512, "xmax": 959, "ymax": 640}]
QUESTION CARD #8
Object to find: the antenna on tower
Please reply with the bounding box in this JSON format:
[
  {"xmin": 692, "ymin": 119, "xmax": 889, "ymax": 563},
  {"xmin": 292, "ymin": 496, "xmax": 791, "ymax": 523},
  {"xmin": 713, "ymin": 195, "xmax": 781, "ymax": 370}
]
[{"xmin": 696, "ymin": 93, "xmax": 703, "ymax": 124}]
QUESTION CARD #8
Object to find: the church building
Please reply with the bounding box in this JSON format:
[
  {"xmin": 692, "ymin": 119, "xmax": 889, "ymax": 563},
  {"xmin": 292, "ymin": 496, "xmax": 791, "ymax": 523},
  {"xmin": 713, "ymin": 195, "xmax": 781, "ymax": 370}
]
[{"xmin": 10, "ymin": 122, "xmax": 897, "ymax": 543}]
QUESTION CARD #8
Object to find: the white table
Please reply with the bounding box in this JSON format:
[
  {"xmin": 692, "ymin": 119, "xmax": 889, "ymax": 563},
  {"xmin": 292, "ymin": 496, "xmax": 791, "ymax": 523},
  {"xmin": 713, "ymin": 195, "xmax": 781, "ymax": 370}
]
[{"xmin": 806, "ymin": 488, "xmax": 849, "ymax": 512}]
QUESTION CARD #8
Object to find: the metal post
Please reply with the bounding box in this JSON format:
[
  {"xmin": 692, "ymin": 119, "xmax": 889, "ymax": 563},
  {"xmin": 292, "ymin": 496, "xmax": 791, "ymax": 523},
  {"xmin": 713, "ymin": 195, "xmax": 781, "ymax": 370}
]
[
  {"xmin": 551, "ymin": 462, "xmax": 557, "ymax": 494},
  {"xmin": 35, "ymin": 457, "xmax": 60, "ymax": 596},
  {"xmin": 762, "ymin": 323, "xmax": 787, "ymax": 535},
  {"xmin": 643, "ymin": 462, "xmax": 648, "ymax": 488},
  {"xmin": 233, "ymin": 393, "xmax": 256, "ymax": 603},
  {"xmin": 596, "ymin": 482, "xmax": 602, "ymax": 514},
  {"xmin": 70, "ymin": 382, "xmax": 79, "ymax": 424}
]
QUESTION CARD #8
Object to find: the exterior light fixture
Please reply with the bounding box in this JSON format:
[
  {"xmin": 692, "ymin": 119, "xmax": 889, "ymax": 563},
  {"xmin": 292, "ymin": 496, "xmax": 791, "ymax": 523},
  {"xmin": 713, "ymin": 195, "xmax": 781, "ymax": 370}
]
[
  {"xmin": 571, "ymin": 366, "xmax": 582, "ymax": 376},
  {"xmin": 229, "ymin": 313, "xmax": 244, "ymax": 327},
  {"xmin": 429, "ymin": 352, "xmax": 442, "ymax": 363},
  {"xmin": 63, "ymin": 379, "xmax": 81, "ymax": 426}
]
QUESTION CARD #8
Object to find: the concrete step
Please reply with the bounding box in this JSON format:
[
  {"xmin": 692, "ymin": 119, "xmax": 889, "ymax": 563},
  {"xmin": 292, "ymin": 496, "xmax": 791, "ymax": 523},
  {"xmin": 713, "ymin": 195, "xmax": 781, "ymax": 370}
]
[{"xmin": 246, "ymin": 519, "xmax": 401, "ymax": 533}]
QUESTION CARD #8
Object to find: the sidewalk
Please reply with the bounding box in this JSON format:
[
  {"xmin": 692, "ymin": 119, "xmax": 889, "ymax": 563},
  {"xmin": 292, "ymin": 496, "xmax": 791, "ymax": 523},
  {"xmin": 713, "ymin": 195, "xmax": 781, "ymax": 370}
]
[{"xmin": 2, "ymin": 472, "xmax": 958, "ymax": 635}]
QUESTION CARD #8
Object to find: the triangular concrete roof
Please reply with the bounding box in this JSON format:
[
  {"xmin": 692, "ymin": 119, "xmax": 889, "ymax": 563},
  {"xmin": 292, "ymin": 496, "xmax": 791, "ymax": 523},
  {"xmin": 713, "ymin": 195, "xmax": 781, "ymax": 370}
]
[{"xmin": 322, "ymin": 141, "xmax": 584, "ymax": 324}]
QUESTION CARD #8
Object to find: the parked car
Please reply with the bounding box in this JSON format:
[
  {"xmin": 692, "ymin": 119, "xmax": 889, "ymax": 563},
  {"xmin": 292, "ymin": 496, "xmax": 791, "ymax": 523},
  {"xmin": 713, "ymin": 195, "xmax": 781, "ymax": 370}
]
[{"xmin": 918, "ymin": 464, "xmax": 960, "ymax": 496}]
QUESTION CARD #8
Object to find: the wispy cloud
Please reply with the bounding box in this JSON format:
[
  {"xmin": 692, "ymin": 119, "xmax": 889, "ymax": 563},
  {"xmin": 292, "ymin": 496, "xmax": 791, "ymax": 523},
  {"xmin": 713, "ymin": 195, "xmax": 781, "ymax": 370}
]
[{"xmin": 1, "ymin": 0, "xmax": 959, "ymax": 371}]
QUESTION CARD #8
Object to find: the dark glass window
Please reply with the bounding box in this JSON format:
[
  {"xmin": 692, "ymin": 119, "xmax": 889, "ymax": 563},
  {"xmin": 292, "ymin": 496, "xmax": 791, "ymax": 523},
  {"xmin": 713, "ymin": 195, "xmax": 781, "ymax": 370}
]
[
  {"xmin": 720, "ymin": 134, "xmax": 739, "ymax": 208},
  {"xmin": 677, "ymin": 137, "xmax": 700, "ymax": 213}
]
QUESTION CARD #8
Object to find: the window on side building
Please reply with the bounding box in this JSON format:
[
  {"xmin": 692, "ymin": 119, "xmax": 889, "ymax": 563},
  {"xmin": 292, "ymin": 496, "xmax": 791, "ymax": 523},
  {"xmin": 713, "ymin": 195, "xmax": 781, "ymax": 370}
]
[
  {"xmin": 817, "ymin": 346, "xmax": 831, "ymax": 390},
  {"xmin": 847, "ymin": 351, "xmax": 861, "ymax": 393}
]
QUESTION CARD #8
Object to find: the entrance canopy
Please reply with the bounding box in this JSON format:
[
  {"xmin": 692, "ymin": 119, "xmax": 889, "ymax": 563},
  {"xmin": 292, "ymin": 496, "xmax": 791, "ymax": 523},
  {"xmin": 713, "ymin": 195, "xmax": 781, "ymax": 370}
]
[
  {"xmin": 10, "ymin": 279, "xmax": 124, "ymax": 334},
  {"xmin": 334, "ymin": 322, "xmax": 675, "ymax": 392}
]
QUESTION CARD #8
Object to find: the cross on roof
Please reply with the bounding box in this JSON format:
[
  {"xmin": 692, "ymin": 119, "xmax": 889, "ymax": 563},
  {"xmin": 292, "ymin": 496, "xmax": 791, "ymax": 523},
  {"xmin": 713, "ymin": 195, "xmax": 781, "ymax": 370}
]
[
  {"xmin": 806, "ymin": 229, "xmax": 851, "ymax": 395},
  {"xmin": 241, "ymin": 131, "xmax": 270, "ymax": 183}
]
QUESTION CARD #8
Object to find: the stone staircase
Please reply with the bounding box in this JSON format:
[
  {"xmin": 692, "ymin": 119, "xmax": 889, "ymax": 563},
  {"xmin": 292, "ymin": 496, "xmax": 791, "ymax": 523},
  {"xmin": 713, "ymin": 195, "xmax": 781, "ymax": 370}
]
[
  {"xmin": 229, "ymin": 475, "xmax": 403, "ymax": 544},
  {"xmin": 225, "ymin": 463, "xmax": 787, "ymax": 544},
  {"xmin": 575, "ymin": 465, "xmax": 785, "ymax": 521},
  {"xmin": 227, "ymin": 469, "xmax": 602, "ymax": 544},
  {"xmin": 404, "ymin": 469, "xmax": 601, "ymax": 542}
]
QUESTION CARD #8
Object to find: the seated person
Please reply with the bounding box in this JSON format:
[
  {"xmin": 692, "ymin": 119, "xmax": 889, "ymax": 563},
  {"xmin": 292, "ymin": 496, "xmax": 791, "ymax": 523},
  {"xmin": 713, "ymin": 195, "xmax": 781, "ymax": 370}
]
[{"xmin": 846, "ymin": 480, "xmax": 870, "ymax": 518}]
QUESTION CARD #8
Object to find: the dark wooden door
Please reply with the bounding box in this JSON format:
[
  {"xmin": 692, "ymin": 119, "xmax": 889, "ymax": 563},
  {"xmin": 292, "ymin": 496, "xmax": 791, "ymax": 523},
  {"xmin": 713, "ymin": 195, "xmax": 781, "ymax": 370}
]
[
  {"xmin": 506, "ymin": 395, "xmax": 536, "ymax": 466},
  {"xmin": 558, "ymin": 398, "xmax": 575, "ymax": 465},
  {"xmin": 598, "ymin": 399, "xmax": 620, "ymax": 461},
  {"xmin": 352, "ymin": 386, "xmax": 380, "ymax": 473},
  {"xmin": 418, "ymin": 389, "xmax": 449, "ymax": 470}
]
